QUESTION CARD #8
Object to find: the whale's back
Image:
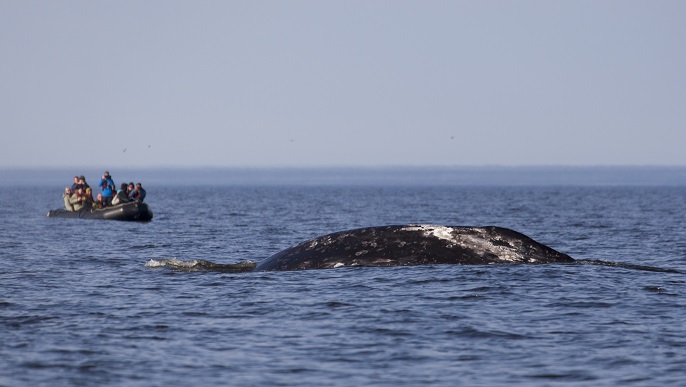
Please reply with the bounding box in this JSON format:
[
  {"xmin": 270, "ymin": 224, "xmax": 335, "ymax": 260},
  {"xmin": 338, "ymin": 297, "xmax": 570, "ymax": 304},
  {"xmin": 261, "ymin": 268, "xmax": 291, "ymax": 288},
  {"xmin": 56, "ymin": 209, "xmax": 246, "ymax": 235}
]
[{"xmin": 255, "ymin": 225, "xmax": 574, "ymax": 272}]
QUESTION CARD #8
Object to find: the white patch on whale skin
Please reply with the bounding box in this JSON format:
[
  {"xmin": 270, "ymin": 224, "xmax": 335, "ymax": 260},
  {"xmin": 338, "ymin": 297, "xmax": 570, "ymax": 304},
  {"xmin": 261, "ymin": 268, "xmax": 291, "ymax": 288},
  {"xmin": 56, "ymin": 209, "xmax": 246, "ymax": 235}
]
[
  {"xmin": 304, "ymin": 235, "xmax": 335, "ymax": 250},
  {"xmin": 146, "ymin": 258, "xmax": 195, "ymax": 268},
  {"xmin": 401, "ymin": 225, "xmax": 529, "ymax": 263},
  {"xmin": 333, "ymin": 262, "xmax": 345, "ymax": 268},
  {"xmin": 454, "ymin": 234, "xmax": 526, "ymax": 263},
  {"xmin": 145, "ymin": 259, "xmax": 166, "ymax": 267},
  {"xmin": 426, "ymin": 226, "xmax": 458, "ymax": 242},
  {"xmin": 401, "ymin": 225, "xmax": 457, "ymax": 242}
]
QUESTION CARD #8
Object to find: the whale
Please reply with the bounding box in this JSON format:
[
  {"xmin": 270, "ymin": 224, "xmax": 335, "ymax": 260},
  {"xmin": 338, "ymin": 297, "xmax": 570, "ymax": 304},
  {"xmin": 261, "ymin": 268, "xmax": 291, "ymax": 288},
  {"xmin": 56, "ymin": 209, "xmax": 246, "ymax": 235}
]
[
  {"xmin": 253, "ymin": 225, "xmax": 574, "ymax": 272},
  {"xmin": 147, "ymin": 225, "xmax": 682, "ymax": 273}
]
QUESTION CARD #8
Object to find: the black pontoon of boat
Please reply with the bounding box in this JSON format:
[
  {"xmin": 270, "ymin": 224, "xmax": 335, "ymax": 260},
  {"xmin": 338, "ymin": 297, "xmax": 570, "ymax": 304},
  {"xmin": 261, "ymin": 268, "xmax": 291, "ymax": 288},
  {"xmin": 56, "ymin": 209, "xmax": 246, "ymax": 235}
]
[{"xmin": 47, "ymin": 202, "xmax": 153, "ymax": 222}]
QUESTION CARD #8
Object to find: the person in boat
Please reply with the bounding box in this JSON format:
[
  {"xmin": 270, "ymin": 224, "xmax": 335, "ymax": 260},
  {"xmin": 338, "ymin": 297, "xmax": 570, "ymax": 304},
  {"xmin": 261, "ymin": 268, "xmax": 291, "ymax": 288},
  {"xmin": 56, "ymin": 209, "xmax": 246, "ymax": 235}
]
[
  {"xmin": 84, "ymin": 187, "xmax": 95, "ymax": 207},
  {"xmin": 70, "ymin": 175, "xmax": 89, "ymax": 192},
  {"xmin": 79, "ymin": 176, "xmax": 91, "ymax": 192},
  {"xmin": 127, "ymin": 182, "xmax": 135, "ymax": 199},
  {"xmin": 70, "ymin": 176, "xmax": 80, "ymax": 192},
  {"xmin": 70, "ymin": 187, "xmax": 88, "ymax": 211},
  {"xmin": 93, "ymin": 193, "xmax": 106, "ymax": 209},
  {"xmin": 130, "ymin": 182, "xmax": 146, "ymax": 203},
  {"xmin": 112, "ymin": 183, "xmax": 131, "ymax": 206},
  {"xmin": 63, "ymin": 187, "xmax": 74, "ymax": 211},
  {"xmin": 99, "ymin": 171, "xmax": 115, "ymax": 206}
]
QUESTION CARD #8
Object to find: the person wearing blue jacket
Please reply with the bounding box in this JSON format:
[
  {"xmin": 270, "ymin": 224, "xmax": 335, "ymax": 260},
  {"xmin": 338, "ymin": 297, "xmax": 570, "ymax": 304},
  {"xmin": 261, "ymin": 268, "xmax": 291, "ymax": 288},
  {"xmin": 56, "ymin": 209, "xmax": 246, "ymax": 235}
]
[{"xmin": 98, "ymin": 171, "xmax": 116, "ymax": 206}]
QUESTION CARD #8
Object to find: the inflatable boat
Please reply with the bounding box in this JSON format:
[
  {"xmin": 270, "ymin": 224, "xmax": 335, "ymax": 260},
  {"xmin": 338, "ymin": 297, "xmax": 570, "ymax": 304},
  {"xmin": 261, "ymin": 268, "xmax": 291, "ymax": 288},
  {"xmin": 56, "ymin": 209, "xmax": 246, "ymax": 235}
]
[{"xmin": 47, "ymin": 201, "xmax": 153, "ymax": 222}]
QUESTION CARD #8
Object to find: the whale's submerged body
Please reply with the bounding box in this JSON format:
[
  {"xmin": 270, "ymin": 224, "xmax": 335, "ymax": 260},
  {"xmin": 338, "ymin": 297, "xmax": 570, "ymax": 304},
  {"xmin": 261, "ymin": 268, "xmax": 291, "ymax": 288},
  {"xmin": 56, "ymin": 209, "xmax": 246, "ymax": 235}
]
[{"xmin": 254, "ymin": 225, "xmax": 574, "ymax": 272}]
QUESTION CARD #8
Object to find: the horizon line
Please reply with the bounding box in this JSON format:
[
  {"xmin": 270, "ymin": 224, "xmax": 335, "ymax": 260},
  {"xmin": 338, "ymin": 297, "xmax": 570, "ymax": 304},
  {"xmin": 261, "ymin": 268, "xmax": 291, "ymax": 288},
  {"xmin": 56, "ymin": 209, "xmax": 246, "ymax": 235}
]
[{"xmin": 2, "ymin": 164, "xmax": 686, "ymax": 171}]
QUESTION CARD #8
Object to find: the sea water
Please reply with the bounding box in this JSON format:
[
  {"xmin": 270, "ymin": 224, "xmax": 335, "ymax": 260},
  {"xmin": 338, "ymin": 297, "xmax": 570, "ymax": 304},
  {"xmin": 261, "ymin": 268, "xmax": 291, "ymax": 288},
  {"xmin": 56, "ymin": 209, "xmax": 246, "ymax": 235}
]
[{"xmin": 1, "ymin": 168, "xmax": 685, "ymax": 386}]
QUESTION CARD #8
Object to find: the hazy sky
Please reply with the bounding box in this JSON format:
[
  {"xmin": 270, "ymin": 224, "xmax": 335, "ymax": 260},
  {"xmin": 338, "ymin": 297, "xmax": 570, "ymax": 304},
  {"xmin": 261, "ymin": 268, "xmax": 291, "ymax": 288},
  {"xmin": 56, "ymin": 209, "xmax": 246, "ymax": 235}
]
[{"xmin": 1, "ymin": 1, "xmax": 684, "ymax": 168}]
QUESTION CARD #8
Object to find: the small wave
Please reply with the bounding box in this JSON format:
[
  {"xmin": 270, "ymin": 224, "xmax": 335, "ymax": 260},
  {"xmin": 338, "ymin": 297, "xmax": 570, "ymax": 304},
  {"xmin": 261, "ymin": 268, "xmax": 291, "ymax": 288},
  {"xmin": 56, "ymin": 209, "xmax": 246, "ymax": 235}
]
[
  {"xmin": 574, "ymin": 259, "xmax": 683, "ymax": 274},
  {"xmin": 132, "ymin": 243, "xmax": 172, "ymax": 250},
  {"xmin": 145, "ymin": 258, "xmax": 256, "ymax": 273}
]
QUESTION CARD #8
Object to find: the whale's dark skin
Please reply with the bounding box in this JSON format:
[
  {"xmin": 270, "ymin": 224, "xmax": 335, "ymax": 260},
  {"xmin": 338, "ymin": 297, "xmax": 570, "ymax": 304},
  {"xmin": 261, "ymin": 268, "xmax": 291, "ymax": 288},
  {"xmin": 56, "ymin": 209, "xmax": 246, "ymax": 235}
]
[
  {"xmin": 254, "ymin": 225, "xmax": 574, "ymax": 272},
  {"xmin": 148, "ymin": 225, "xmax": 680, "ymax": 273}
]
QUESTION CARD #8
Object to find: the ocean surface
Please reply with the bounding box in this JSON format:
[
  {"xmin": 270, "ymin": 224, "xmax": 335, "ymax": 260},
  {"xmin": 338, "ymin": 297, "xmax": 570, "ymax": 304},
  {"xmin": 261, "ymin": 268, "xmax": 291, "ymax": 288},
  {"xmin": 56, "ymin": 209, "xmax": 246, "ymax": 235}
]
[{"xmin": 1, "ymin": 168, "xmax": 685, "ymax": 386}]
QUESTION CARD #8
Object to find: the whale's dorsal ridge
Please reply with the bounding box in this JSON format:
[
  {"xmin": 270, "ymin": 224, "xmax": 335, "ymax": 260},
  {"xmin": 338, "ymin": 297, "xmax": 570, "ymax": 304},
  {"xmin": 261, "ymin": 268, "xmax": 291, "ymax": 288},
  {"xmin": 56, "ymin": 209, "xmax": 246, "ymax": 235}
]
[{"xmin": 254, "ymin": 225, "xmax": 573, "ymax": 272}]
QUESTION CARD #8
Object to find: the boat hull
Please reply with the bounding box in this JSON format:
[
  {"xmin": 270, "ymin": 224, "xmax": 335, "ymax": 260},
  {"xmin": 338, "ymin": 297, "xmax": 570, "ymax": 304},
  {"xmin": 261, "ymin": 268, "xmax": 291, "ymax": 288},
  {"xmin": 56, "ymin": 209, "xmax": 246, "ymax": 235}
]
[{"xmin": 47, "ymin": 202, "xmax": 153, "ymax": 222}]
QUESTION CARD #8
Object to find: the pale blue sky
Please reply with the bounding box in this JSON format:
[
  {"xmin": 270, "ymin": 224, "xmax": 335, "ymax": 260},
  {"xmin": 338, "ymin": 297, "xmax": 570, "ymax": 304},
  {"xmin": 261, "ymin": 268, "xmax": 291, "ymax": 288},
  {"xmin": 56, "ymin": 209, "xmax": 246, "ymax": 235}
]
[{"xmin": 1, "ymin": 1, "xmax": 684, "ymax": 168}]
